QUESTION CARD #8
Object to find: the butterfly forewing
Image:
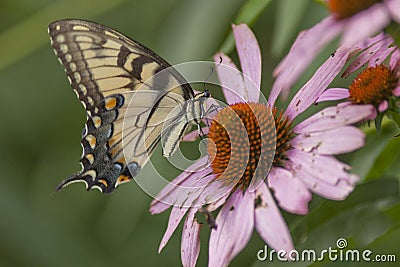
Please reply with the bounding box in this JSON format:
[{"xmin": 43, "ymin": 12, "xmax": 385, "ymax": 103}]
[{"xmin": 49, "ymin": 19, "xmax": 196, "ymax": 193}]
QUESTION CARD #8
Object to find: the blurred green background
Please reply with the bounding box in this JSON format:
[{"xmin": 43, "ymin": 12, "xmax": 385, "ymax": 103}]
[{"xmin": 0, "ymin": 0, "xmax": 399, "ymax": 266}]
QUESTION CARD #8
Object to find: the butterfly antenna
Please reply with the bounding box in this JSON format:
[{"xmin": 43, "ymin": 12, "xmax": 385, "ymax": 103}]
[
  {"xmin": 197, "ymin": 57, "xmax": 223, "ymax": 155},
  {"xmin": 203, "ymin": 66, "xmax": 214, "ymax": 93}
]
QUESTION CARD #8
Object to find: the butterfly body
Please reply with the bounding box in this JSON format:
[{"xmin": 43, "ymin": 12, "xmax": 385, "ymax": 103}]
[{"xmin": 49, "ymin": 19, "xmax": 209, "ymax": 193}]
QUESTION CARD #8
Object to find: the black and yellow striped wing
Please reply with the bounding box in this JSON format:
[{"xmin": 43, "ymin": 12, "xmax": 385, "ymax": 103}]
[{"xmin": 49, "ymin": 19, "xmax": 196, "ymax": 193}]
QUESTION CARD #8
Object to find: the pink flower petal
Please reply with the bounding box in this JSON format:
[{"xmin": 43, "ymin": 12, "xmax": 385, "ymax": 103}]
[
  {"xmin": 378, "ymin": 100, "xmax": 389, "ymax": 112},
  {"xmin": 369, "ymin": 46, "xmax": 396, "ymax": 67},
  {"xmin": 267, "ymin": 167, "xmax": 311, "ymax": 215},
  {"xmin": 293, "ymin": 165, "xmax": 356, "ymax": 200},
  {"xmin": 342, "ymin": 34, "xmax": 393, "ymax": 77},
  {"xmin": 285, "ymin": 47, "xmax": 350, "ymax": 120},
  {"xmin": 156, "ymin": 181, "xmax": 233, "ymax": 253},
  {"xmin": 181, "ymin": 208, "xmax": 202, "ymax": 267},
  {"xmin": 254, "ymin": 182, "xmax": 294, "ymax": 254},
  {"xmin": 156, "ymin": 173, "xmax": 216, "ymax": 210},
  {"xmin": 214, "ymin": 53, "xmax": 247, "ymax": 104},
  {"xmin": 353, "ymin": 32, "xmax": 388, "ymax": 50},
  {"xmin": 150, "ymin": 200, "xmax": 170, "ymax": 215},
  {"xmin": 367, "ymin": 108, "xmax": 378, "ymax": 120},
  {"xmin": 206, "ymin": 192, "xmax": 230, "ymax": 212},
  {"xmin": 390, "ymin": 48, "xmax": 400, "ymax": 70},
  {"xmin": 316, "ymin": 88, "xmax": 350, "ymax": 103},
  {"xmin": 291, "ymin": 126, "xmax": 365, "ymax": 155},
  {"xmin": 393, "ymin": 85, "xmax": 400, "ymax": 96},
  {"xmin": 288, "ymin": 149, "xmax": 358, "ymax": 186},
  {"xmin": 182, "ymin": 127, "xmax": 209, "ymax": 142},
  {"xmin": 294, "ymin": 103, "xmax": 374, "ymax": 133},
  {"xmin": 341, "ymin": 4, "xmax": 391, "ymax": 46},
  {"xmin": 159, "ymin": 206, "xmax": 189, "ymax": 253},
  {"xmin": 209, "ymin": 189, "xmax": 254, "ymax": 267},
  {"xmin": 270, "ymin": 17, "xmax": 344, "ymax": 106},
  {"xmin": 150, "ymin": 157, "xmax": 211, "ymax": 214},
  {"xmin": 191, "ymin": 179, "xmax": 233, "ymax": 209},
  {"xmin": 232, "ymin": 24, "xmax": 262, "ymax": 102},
  {"xmin": 385, "ymin": 0, "xmax": 400, "ymax": 23}
]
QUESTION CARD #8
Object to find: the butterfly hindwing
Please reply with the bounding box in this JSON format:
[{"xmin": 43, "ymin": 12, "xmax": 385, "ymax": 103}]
[{"xmin": 49, "ymin": 19, "xmax": 196, "ymax": 193}]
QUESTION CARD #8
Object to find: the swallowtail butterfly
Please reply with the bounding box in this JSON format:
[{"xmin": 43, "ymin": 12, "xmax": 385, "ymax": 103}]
[{"xmin": 49, "ymin": 19, "xmax": 209, "ymax": 193}]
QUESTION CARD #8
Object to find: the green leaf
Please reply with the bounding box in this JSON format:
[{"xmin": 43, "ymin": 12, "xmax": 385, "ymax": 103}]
[
  {"xmin": 349, "ymin": 123, "xmax": 399, "ymax": 180},
  {"xmin": 291, "ymin": 179, "xmax": 399, "ymax": 238},
  {"xmin": 219, "ymin": 0, "xmax": 272, "ymax": 54},
  {"xmin": 365, "ymin": 134, "xmax": 400, "ymax": 181},
  {"xmin": 366, "ymin": 226, "xmax": 400, "ymax": 263},
  {"xmin": 388, "ymin": 111, "xmax": 400, "ymax": 128},
  {"xmin": 384, "ymin": 203, "xmax": 400, "ymax": 225}
]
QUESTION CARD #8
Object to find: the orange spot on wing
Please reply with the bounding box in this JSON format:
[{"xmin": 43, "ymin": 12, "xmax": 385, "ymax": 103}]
[
  {"xmin": 85, "ymin": 135, "xmax": 97, "ymax": 149},
  {"xmin": 117, "ymin": 175, "xmax": 131, "ymax": 184},
  {"xmin": 105, "ymin": 97, "xmax": 117, "ymax": 110},
  {"xmin": 98, "ymin": 179, "xmax": 108, "ymax": 187},
  {"xmin": 115, "ymin": 156, "xmax": 126, "ymax": 165},
  {"xmin": 85, "ymin": 154, "xmax": 94, "ymax": 164}
]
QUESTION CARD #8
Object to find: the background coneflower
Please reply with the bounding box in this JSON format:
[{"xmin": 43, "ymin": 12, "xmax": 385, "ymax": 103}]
[{"xmin": 271, "ymin": 0, "xmax": 400, "ymax": 104}]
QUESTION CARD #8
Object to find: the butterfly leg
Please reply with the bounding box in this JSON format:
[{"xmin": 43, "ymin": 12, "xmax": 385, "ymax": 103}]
[{"xmin": 204, "ymin": 103, "xmax": 221, "ymax": 127}]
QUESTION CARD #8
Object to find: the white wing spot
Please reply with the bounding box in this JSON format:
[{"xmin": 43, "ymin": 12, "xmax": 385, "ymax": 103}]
[
  {"xmin": 72, "ymin": 25, "xmax": 90, "ymax": 31},
  {"xmin": 70, "ymin": 62, "xmax": 77, "ymax": 72},
  {"xmin": 73, "ymin": 89, "xmax": 80, "ymax": 98},
  {"xmin": 56, "ymin": 34, "xmax": 65, "ymax": 43},
  {"xmin": 79, "ymin": 84, "xmax": 87, "ymax": 95},
  {"xmin": 92, "ymin": 116, "xmax": 102, "ymax": 128},
  {"xmin": 87, "ymin": 96, "xmax": 94, "ymax": 106},
  {"xmin": 59, "ymin": 44, "xmax": 68, "ymax": 53},
  {"xmin": 81, "ymin": 100, "xmax": 87, "ymax": 109},
  {"xmin": 55, "ymin": 25, "xmax": 61, "ymax": 31},
  {"xmin": 74, "ymin": 72, "xmax": 81, "ymax": 83},
  {"xmin": 65, "ymin": 53, "xmax": 72, "ymax": 62},
  {"xmin": 91, "ymin": 185, "xmax": 103, "ymax": 192},
  {"xmin": 83, "ymin": 170, "xmax": 97, "ymax": 180}
]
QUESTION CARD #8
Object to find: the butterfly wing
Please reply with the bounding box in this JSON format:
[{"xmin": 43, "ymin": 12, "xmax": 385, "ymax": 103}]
[{"xmin": 49, "ymin": 19, "xmax": 195, "ymax": 193}]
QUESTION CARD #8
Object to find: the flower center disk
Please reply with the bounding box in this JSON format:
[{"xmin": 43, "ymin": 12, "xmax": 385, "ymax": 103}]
[
  {"xmin": 328, "ymin": 0, "xmax": 381, "ymax": 19},
  {"xmin": 207, "ymin": 103, "xmax": 277, "ymax": 189},
  {"xmin": 349, "ymin": 64, "xmax": 398, "ymax": 107}
]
